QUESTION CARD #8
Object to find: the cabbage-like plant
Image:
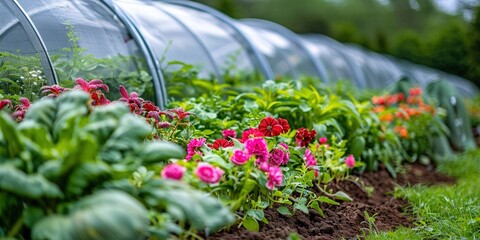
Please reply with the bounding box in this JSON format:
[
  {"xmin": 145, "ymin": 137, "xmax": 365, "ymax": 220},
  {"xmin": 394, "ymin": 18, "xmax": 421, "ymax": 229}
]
[{"xmin": 0, "ymin": 91, "xmax": 233, "ymax": 239}]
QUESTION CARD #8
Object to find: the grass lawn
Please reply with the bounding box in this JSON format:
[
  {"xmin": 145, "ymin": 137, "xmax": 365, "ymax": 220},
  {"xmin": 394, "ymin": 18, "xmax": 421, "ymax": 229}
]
[{"xmin": 368, "ymin": 150, "xmax": 480, "ymax": 239}]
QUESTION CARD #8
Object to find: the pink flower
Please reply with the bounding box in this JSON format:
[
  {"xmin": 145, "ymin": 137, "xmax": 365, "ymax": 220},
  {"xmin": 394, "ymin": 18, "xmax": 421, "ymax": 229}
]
[
  {"xmin": 231, "ymin": 149, "xmax": 251, "ymax": 165},
  {"xmin": 258, "ymin": 160, "xmax": 270, "ymax": 172},
  {"xmin": 266, "ymin": 166, "xmax": 283, "ymax": 190},
  {"xmin": 278, "ymin": 143, "xmax": 290, "ymax": 165},
  {"xmin": 319, "ymin": 137, "xmax": 327, "ymax": 144},
  {"xmin": 244, "ymin": 137, "xmax": 269, "ymax": 160},
  {"xmin": 269, "ymin": 148, "xmax": 286, "ymax": 166},
  {"xmin": 186, "ymin": 138, "xmax": 206, "ymax": 160},
  {"xmin": 345, "ymin": 154, "xmax": 356, "ymax": 168},
  {"xmin": 222, "ymin": 129, "xmax": 237, "ymax": 139},
  {"xmin": 196, "ymin": 163, "xmax": 224, "ymax": 184},
  {"xmin": 303, "ymin": 149, "xmax": 316, "ymax": 168},
  {"xmin": 241, "ymin": 128, "xmax": 264, "ymax": 142},
  {"xmin": 161, "ymin": 163, "xmax": 186, "ymax": 180}
]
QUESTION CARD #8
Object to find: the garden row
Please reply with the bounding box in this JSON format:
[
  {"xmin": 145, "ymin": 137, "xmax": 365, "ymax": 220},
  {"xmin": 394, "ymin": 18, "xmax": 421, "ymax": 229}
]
[{"xmin": 0, "ymin": 77, "xmax": 453, "ymax": 239}]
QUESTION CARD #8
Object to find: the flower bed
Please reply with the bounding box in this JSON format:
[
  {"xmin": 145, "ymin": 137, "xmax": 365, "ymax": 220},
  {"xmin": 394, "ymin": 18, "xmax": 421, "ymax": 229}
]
[{"xmin": 0, "ymin": 78, "xmax": 455, "ymax": 239}]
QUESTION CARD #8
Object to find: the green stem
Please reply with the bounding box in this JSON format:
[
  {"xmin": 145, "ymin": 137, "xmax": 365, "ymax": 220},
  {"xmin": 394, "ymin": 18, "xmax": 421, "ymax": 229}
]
[{"xmin": 7, "ymin": 216, "xmax": 23, "ymax": 238}]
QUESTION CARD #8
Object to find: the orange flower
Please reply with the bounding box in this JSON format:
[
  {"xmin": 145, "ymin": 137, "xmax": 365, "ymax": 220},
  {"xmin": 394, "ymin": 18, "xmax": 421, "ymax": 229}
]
[
  {"xmin": 394, "ymin": 126, "xmax": 409, "ymax": 138},
  {"xmin": 395, "ymin": 111, "xmax": 409, "ymax": 120},
  {"xmin": 379, "ymin": 113, "xmax": 394, "ymax": 122},
  {"xmin": 372, "ymin": 105, "xmax": 386, "ymax": 113}
]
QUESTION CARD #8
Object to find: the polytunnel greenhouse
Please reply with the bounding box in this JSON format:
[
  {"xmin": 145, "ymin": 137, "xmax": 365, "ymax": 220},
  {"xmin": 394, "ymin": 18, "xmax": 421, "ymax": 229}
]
[{"xmin": 2, "ymin": 0, "xmax": 478, "ymax": 105}]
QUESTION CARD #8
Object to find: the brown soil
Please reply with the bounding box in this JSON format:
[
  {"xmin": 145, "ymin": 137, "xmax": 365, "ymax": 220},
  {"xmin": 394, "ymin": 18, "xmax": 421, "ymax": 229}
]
[{"xmin": 208, "ymin": 163, "xmax": 455, "ymax": 240}]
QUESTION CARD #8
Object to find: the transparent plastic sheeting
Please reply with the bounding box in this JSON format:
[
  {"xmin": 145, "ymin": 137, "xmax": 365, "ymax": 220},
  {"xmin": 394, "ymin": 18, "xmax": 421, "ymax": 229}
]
[
  {"xmin": 241, "ymin": 19, "xmax": 320, "ymax": 81},
  {"xmin": 301, "ymin": 35, "xmax": 356, "ymax": 84},
  {"xmin": 0, "ymin": 1, "xmax": 47, "ymax": 98},
  {"xmin": 16, "ymin": 0, "xmax": 156, "ymax": 101},
  {"xmin": 1, "ymin": 0, "xmax": 478, "ymax": 102},
  {"xmin": 158, "ymin": 3, "xmax": 260, "ymax": 82}
]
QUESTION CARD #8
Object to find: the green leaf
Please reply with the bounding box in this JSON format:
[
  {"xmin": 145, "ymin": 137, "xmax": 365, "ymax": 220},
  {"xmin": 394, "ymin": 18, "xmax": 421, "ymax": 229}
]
[
  {"xmin": 66, "ymin": 162, "xmax": 111, "ymax": 196},
  {"xmin": 135, "ymin": 141, "xmax": 185, "ymax": 164},
  {"xmin": 310, "ymin": 201, "xmax": 325, "ymax": 217},
  {"xmin": 247, "ymin": 209, "xmax": 265, "ymax": 221},
  {"xmin": 317, "ymin": 196, "xmax": 339, "ymax": 205},
  {"xmin": 32, "ymin": 191, "xmax": 149, "ymax": 240},
  {"xmin": 142, "ymin": 180, "xmax": 234, "ymax": 232},
  {"xmin": 242, "ymin": 216, "xmax": 259, "ymax": 232},
  {"xmin": 23, "ymin": 206, "xmax": 45, "ymax": 227},
  {"xmin": 100, "ymin": 114, "xmax": 152, "ymax": 163},
  {"xmin": 294, "ymin": 202, "xmax": 309, "ymax": 214},
  {"xmin": 333, "ymin": 191, "xmax": 353, "ymax": 202},
  {"xmin": 277, "ymin": 206, "xmax": 292, "ymax": 216},
  {"xmin": 0, "ymin": 165, "xmax": 63, "ymax": 199},
  {"xmin": 299, "ymin": 103, "xmax": 312, "ymax": 112},
  {"xmin": 0, "ymin": 113, "xmax": 24, "ymax": 158}
]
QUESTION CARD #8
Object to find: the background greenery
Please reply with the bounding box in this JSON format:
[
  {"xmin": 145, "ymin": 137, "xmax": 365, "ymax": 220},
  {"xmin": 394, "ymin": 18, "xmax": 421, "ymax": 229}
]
[{"xmin": 193, "ymin": 0, "xmax": 480, "ymax": 87}]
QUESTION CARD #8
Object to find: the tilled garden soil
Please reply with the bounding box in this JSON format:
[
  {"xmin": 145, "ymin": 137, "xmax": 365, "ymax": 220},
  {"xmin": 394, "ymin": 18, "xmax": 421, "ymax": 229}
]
[{"xmin": 208, "ymin": 164, "xmax": 455, "ymax": 240}]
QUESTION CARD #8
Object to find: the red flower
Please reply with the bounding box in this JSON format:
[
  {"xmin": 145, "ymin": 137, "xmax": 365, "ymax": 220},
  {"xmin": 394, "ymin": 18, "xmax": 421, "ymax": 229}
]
[
  {"xmin": 295, "ymin": 128, "xmax": 317, "ymax": 147},
  {"xmin": 171, "ymin": 108, "xmax": 190, "ymax": 120},
  {"xmin": 119, "ymin": 85, "xmax": 143, "ymax": 113},
  {"xmin": 371, "ymin": 96, "xmax": 386, "ymax": 105},
  {"xmin": 409, "ymin": 87, "xmax": 422, "ymax": 96},
  {"xmin": 40, "ymin": 85, "xmax": 69, "ymax": 97},
  {"xmin": 258, "ymin": 116, "xmax": 283, "ymax": 137},
  {"xmin": 74, "ymin": 78, "xmax": 110, "ymax": 106},
  {"xmin": 241, "ymin": 128, "xmax": 264, "ymax": 142},
  {"xmin": 211, "ymin": 139, "xmax": 234, "ymax": 150},
  {"xmin": 12, "ymin": 98, "xmax": 30, "ymax": 122},
  {"xmin": 0, "ymin": 99, "xmax": 12, "ymax": 111},
  {"xmin": 277, "ymin": 118, "xmax": 290, "ymax": 133}
]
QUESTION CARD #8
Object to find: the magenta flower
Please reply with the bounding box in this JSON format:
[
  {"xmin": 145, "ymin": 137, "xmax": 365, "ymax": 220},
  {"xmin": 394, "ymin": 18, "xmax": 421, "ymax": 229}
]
[
  {"xmin": 186, "ymin": 138, "xmax": 206, "ymax": 160},
  {"xmin": 266, "ymin": 166, "xmax": 283, "ymax": 190},
  {"xmin": 244, "ymin": 137, "xmax": 269, "ymax": 159},
  {"xmin": 303, "ymin": 149, "xmax": 317, "ymax": 168},
  {"xmin": 222, "ymin": 129, "xmax": 237, "ymax": 139},
  {"xmin": 278, "ymin": 143, "xmax": 290, "ymax": 165},
  {"xmin": 269, "ymin": 148, "xmax": 286, "ymax": 167},
  {"xmin": 161, "ymin": 163, "xmax": 186, "ymax": 180},
  {"xmin": 196, "ymin": 163, "xmax": 224, "ymax": 184},
  {"xmin": 231, "ymin": 149, "xmax": 251, "ymax": 165},
  {"xmin": 319, "ymin": 137, "xmax": 327, "ymax": 145},
  {"xmin": 345, "ymin": 154, "xmax": 356, "ymax": 168},
  {"xmin": 0, "ymin": 99, "xmax": 12, "ymax": 111}
]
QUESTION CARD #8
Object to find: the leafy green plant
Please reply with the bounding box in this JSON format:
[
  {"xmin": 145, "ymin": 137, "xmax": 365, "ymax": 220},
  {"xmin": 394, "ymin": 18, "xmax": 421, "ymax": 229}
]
[{"xmin": 0, "ymin": 91, "xmax": 234, "ymax": 239}]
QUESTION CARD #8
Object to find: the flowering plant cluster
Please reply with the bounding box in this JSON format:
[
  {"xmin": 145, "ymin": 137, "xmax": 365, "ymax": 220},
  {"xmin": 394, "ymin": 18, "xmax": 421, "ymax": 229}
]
[
  {"xmin": 371, "ymin": 87, "xmax": 446, "ymax": 162},
  {"xmin": 156, "ymin": 113, "xmax": 357, "ymax": 230}
]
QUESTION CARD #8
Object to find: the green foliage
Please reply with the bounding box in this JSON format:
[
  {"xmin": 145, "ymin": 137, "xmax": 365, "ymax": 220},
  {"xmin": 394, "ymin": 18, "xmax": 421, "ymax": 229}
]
[
  {"xmin": 370, "ymin": 150, "xmax": 480, "ymax": 239},
  {"xmin": 0, "ymin": 91, "xmax": 233, "ymax": 239},
  {"xmin": 0, "ymin": 52, "xmax": 46, "ymax": 102}
]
